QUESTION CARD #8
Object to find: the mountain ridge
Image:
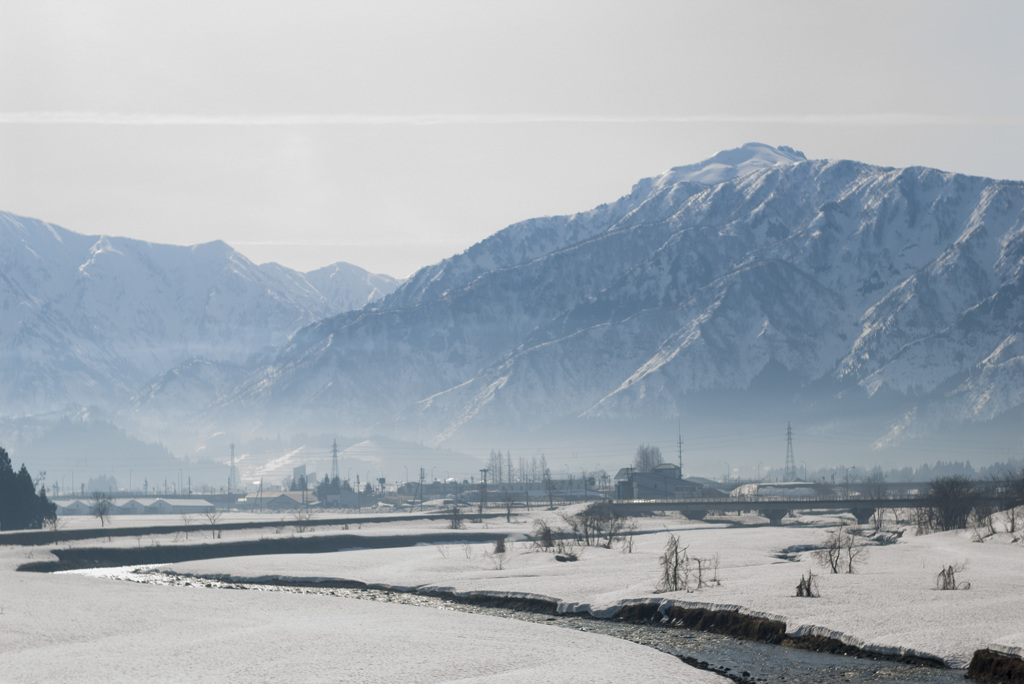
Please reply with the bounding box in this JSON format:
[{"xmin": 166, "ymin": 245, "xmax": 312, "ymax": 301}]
[{"xmin": 3, "ymin": 143, "xmax": 1022, "ymax": 470}]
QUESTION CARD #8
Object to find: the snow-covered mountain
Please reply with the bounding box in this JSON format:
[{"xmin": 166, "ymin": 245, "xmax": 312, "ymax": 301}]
[
  {"xmin": 0, "ymin": 212, "xmax": 399, "ymax": 416},
  {"xmin": 5, "ymin": 143, "xmax": 1022, "ymax": 464},
  {"xmin": 207, "ymin": 143, "xmax": 1024, "ymax": 453}
]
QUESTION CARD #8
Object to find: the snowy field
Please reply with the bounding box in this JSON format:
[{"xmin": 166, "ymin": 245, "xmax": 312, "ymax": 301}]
[
  {"xmin": 166, "ymin": 507, "xmax": 1024, "ymax": 670},
  {"xmin": 0, "ymin": 513, "xmax": 725, "ymax": 684},
  {"xmin": 4, "ymin": 505, "xmax": 1024, "ymax": 679}
]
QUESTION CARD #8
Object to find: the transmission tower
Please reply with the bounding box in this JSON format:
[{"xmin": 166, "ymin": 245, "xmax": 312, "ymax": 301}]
[
  {"xmin": 784, "ymin": 423, "xmax": 797, "ymax": 481},
  {"xmin": 677, "ymin": 420, "xmax": 684, "ymax": 475},
  {"xmin": 331, "ymin": 439, "xmax": 340, "ymax": 481},
  {"xmin": 228, "ymin": 443, "xmax": 240, "ymax": 492}
]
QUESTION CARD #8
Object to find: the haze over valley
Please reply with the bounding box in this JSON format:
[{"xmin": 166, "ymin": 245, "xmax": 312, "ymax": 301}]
[{"xmin": 2, "ymin": 143, "xmax": 1022, "ymax": 490}]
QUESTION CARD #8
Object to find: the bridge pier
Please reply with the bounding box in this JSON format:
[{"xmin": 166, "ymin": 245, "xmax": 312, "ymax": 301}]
[
  {"xmin": 762, "ymin": 509, "xmax": 788, "ymax": 526},
  {"xmin": 850, "ymin": 507, "xmax": 876, "ymax": 525},
  {"xmin": 685, "ymin": 509, "xmax": 709, "ymax": 522}
]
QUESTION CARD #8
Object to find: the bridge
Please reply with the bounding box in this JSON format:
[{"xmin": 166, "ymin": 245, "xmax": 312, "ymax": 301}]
[{"xmin": 610, "ymin": 495, "xmax": 1006, "ymax": 526}]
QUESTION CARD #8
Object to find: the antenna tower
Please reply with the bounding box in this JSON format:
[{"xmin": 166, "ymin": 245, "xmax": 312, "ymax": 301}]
[
  {"xmin": 784, "ymin": 423, "xmax": 797, "ymax": 481},
  {"xmin": 677, "ymin": 420, "xmax": 684, "ymax": 474},
  {"xmin": 331, "ymin": 439, "xmax": 340, "ymax": 481}
]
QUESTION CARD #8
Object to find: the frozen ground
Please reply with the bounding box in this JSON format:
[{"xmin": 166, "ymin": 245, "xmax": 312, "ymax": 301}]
[
  {"xmin": 4, "ymin": 506, "xmax": 1023, "ymax": 677},
  {"xmin": 0, "ymin": 519, "xmax": 724, "ymax": 683},
  {"xmin": 166, "ymin": 508, "xmax": 1024, "ymax": 670}
]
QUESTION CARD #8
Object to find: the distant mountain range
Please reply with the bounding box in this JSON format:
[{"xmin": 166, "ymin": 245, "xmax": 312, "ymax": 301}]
[
  {"xmin": 3, "ymin": 143, "xmax": 1022, "ymax": 470},
  {"xmin": 0, "ymin": 212, "xmax": 399, "ymax": 417}
]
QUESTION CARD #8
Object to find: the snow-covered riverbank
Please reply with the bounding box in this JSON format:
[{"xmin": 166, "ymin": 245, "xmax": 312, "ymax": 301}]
[
  {"xmin": 162, "ymin": 508, "xmax": 1024, "ymax": 670},
  {"xmin": 5, "ymin": 505, "xmax": 1023, "ymax": 678},
  {"xmin": 0, "ymin": 518, "xmax": 724, "ymax": 683}
]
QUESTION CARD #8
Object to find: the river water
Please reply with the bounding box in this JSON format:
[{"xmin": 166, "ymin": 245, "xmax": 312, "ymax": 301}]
[{"xmin": 74, "ymin": 566, "xmax": 965, "ymax": 683}]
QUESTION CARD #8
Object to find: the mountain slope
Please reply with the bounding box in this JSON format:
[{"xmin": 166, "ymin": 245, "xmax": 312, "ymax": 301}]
[
  {"xmin": 0, "ymin": 212, "xmax": 399, "ymax": 416},
  {"xmin": 216, "ymin": 144, "xmax": 1023, "ymax": 452}
]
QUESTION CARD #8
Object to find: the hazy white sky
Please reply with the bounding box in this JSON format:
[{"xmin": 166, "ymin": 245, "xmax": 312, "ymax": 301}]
[{"xmin": 2, "ymin": 0, "xmax": 1023, "ymax": 277}]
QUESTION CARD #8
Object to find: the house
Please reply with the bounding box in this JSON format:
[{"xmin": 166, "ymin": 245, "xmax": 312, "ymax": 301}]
[
  {"xmin": 243, "ymin": 491, "xmax": 318, "ymax": 511},
  {"xmin": 55, "ymin": 500, "xmax": 91, "ymax": 516},
  {"xmin": 730, "ymin": 482, "xmax": 822, "ymax": 499},
  {"xmin": 117, "ymin": 498, "xmax": 156, "ymax": 515},
  {"xmin": 614, "ymin": 463, "xmax": 724, "ymax": 500},
  {"xmin": 147, "ymin": 498, "xmax": 215, "ymax": 515}
]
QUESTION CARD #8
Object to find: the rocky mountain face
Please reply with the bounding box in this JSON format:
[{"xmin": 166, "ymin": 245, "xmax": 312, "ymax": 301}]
[
  {"xmin": 208, "ymin": 143, "xmax": 1024, "ymax": 451},
  {"xmin": 5, "ymin": 143, "xmax": 1022, "ymax": 463},
  {"xmin": 0, "ymin": 212, "xmax": 399, "ymax": 417}
]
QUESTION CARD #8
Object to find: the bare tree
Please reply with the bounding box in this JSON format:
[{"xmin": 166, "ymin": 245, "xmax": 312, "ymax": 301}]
[
  {"xmin": 501, "ymin": 488, "xmax": 515, "ymax": 523},
  {"xmin": 180, "ymin": 513, "xmax": 193, "ymax": 540},
  {"xmin": 863, "ymin": 470, "xmax": 889, "ymax": 531},
  {"xmin": 843, "ymin": 528, "xmax": 868, "ymax": 573},
  {"xmin": 90, "ymin": 491, "xmax": 113, "ymax": 527},
  {"xmin": 815, "ymin": 527, "xmax": 843, "ymax": 573},
  {"xmin": 542, "ymin": 468, "xmax": 557, "ymax": 509},
  {"xmin": 992, "ymin": 467, "xmax": 1024, "ymax": 534},
  {"xmin": 203, "ymin": 509, "xmax": 223, "ymax": 538},
  {"xmin": 815, "ymin": 525, "xmax": 866, "ymax": 574},
  {"xmin": 633, "ymin": 444, "xmax": 663, "ymax": 473},
  {"xmin": 925, "ymin": 475, "xmax": 980, "ymax": 531}
]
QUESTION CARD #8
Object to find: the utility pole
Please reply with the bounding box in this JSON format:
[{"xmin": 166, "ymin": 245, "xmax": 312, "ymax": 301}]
[
  {"xmin": 417, "ymin": 467, "xmax": 425, "ymax": 511},
  {"xmin": 479, "ymin": 468, "xmax": 488, "ymax": 521},
  {"xmin": 784, "ymin": 423, "xmax": 797, "ymax": 482}
]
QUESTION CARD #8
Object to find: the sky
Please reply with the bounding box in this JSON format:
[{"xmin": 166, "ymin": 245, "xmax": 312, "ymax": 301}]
[{"xmin": 2, "ymin": 1, "xmax": 1024, "ymax": 279}]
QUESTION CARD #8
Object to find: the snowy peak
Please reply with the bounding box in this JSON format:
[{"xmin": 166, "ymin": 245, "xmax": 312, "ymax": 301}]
[
  {"xmin": 650, "ymin": 142, "xmax": 807, "ymax": 190},
  {"xmin": 220, "ymin": 147, "xmax": 1024, "ymax": 456}
]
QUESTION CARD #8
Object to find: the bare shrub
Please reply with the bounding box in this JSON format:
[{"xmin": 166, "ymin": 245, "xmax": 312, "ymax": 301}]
[
  {"xmin": 561, "ymin": 502, "xmax": 628, "ymax": 548},
  {"xmin": 696, "ymin": 552, "xmax": 721, "ymax": 588},
  {"xmin": 437, "ymin": 545, "xmax": 449, "ymax": 559},
  {"xmin": 485, "ymin": 535, "xmax": 513, "ymax": 570},
  {"xmin": 532, "ymin": 518, "xmax": 555, "ymax": 549},
  {"xmin": 796, "ymin": 569, "xmax": 819, "ymax": 597},
  {"xmin": 621, "ymin": 520, "xmax": 639, "ymax": 554},
  {"xmin": 656, "ymin": 533, "xmax": 721, "ymax": 592},
  {"xmin": 445, "ymin": 504, "xmax": 465, "ymax": 530},
  {"xmin": 936, "ymin": 562, "xmax": 970, "ymax": 590},
  {"xmin": 657, "ymin": 533, "xmax": 687, "ymax": 593},
  {"xmin": 292, "ymin": 507, "xmax": 316, "ymax": 533}
]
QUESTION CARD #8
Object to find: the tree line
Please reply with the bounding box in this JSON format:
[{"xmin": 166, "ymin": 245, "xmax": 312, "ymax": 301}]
[{"xmin": 0, "ymin": 447, "xmax": 56, "ymax": 530}]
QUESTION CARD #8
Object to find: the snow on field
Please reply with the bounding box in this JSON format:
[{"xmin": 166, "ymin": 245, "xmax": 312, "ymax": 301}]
[
  {"xmin": 0, "ymin": 537, "xmax": 725, "ymax": 683},
  {"xmin": 163, "ymin": 509, "xmax": 1024, "ymax": 669}
]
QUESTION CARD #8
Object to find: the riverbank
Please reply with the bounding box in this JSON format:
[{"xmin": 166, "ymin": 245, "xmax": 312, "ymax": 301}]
[
  {"xmin": 6, "ymin": 506, "xmax": 1024, "ymax": 679},
  {"xmin": 158, "ymin": 507, "xmax": 1024, "ymax": 670},
  {"xmin": 0, "ymin": 541, "xmax": 724, "ymax": 683}
]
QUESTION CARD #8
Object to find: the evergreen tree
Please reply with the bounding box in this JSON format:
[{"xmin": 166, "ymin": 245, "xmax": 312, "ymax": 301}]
[{"xmin": 0, "ymin": 447, "xmax": 57, "ymax": 530}]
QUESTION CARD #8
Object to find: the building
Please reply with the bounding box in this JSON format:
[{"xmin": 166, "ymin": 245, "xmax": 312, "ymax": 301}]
[
  {"xmin": 614, "ymin": 463, "xmax": 724, "ymax": 500},
  {"xmin": 243, "ymin": 491, "xmax": 317, "ymax": 511},
  {"xmin": 54, "ymin": 498, "xmax": 215, "ymax": 515}
]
